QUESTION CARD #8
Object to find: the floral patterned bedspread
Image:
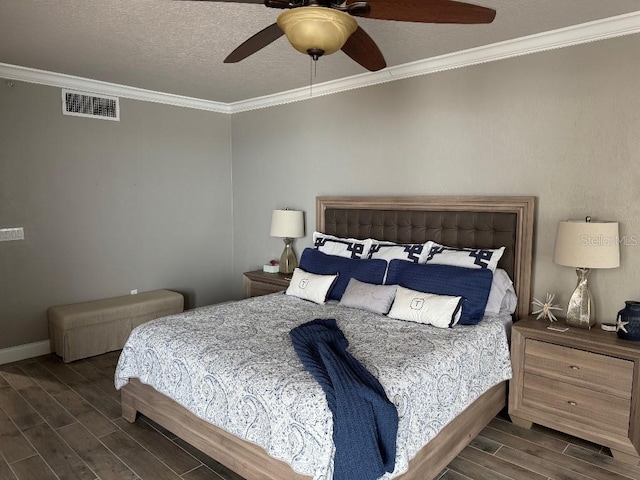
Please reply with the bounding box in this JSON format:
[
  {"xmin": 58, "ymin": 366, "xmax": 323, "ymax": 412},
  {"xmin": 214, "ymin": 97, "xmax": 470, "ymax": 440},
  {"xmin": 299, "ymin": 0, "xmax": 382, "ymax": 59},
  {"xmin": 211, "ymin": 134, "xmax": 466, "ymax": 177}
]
[{"xmin": 115, "ymin": 293, "xmax": 512, "ymax": 479}]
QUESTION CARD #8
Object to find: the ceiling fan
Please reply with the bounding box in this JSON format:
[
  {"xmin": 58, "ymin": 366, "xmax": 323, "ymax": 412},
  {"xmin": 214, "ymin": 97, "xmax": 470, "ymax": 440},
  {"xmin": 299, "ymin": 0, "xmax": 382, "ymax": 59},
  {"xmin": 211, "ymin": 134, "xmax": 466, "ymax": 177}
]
[{"xmin": 187, "ymin": 0, "xmax": 496, "ymax": 71}]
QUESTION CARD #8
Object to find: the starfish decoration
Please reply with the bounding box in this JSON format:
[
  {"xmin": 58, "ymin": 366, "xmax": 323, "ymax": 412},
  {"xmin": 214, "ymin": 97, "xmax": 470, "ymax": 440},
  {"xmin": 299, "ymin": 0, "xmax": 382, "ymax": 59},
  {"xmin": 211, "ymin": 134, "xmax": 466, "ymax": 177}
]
[
  {"xmin": 531, "ymin": 293, "xmax": 562, "ymax": 322},
  {"xmin": 617, "ymin": 317, "xmax": 629, "ymax": 334}
]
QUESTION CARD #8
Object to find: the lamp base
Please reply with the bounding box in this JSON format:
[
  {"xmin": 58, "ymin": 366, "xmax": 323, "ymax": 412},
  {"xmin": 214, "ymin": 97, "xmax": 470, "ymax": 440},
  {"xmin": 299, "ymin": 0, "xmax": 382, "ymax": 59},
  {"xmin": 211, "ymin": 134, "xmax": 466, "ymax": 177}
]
[
  {"xmin": 565, "ymin": 268, "xmax": 594, "ymax": 329},
  {"xmin": 279, "ymin": 238, "xmax": 298, "ymax": 274}
]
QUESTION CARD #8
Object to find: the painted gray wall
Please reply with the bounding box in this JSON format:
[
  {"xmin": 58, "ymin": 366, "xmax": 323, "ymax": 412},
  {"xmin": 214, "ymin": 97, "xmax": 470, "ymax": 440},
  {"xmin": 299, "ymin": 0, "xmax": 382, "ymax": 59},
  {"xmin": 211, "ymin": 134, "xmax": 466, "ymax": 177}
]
[
  {"xmin": 0, "ymin": 82, "xmax": 233, "ymax": 349},
  {"xmin": 2, "ymin": 33, "xmax": 639, "ymax": 351},
  {"xmin": 231, "ymin": 33, "xmax": 640, "ymax": 323}
]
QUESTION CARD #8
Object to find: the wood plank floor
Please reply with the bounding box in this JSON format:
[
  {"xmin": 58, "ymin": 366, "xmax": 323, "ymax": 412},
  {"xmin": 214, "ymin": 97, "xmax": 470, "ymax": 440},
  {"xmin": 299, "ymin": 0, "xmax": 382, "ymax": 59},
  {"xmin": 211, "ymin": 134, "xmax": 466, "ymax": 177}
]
[{"xmin": 1, "ymin": 352, "xmax": 639, "ymax": 480}]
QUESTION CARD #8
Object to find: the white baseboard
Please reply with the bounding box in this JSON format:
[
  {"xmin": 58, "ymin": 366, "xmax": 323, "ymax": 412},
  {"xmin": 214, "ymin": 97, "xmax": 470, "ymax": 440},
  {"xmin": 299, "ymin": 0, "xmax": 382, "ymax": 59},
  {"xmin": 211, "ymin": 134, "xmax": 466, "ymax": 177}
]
[{"xmin": 0, "ymin": 340, "xmax": 52, "ymax": 365}]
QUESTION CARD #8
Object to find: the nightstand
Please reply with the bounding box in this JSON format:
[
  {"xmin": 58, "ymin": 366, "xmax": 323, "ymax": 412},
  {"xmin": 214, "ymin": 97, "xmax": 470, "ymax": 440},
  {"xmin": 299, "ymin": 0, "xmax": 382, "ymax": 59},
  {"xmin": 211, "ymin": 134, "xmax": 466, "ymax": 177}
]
[
  {"xmin": 242, "ymin": 270, "xmax": 291, "ymax": 298},
  {"xmin": 509, "ymin": 317, "xmax": 640, "ymax": 464}
]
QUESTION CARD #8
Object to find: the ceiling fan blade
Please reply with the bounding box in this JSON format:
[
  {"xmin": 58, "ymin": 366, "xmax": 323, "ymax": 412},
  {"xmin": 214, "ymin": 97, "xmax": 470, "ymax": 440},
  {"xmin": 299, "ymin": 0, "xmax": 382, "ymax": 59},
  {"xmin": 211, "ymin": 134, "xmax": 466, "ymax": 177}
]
[
  {"xmin": 349, "ymin": 0, "xmax": 496, "ymax": 24},
  {"xmin": 178, "ymin": 0, "xmax": 297, "ymax": 7},
  {"xmin": 177, "ymin": 0, "xmax": 265, "ymax": 4},
  {"xmin": 224, "ymin": 23, "xmax": 285, "ymax": 63},
  {"xmin": 341, "ymin": 26, "xmax": 386, "ymax": 72}
]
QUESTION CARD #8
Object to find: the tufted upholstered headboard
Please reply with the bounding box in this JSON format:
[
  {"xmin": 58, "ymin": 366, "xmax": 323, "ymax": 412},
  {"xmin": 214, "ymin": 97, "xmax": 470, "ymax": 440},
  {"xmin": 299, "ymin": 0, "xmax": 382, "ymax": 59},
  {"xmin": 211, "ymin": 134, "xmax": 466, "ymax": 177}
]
[{"xmin": 316, "ymin": 196, "xmax": 535, "ymax": 320}]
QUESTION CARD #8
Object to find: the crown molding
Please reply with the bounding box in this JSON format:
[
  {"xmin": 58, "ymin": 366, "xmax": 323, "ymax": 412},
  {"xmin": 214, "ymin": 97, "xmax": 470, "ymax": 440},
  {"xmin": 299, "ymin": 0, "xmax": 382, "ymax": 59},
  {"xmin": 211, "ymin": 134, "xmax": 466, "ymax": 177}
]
[
  {"xmin": 0, "ymin": 63, "xmax": 232, "ymax": 114},
  {"xmin": 1, "ymin": 11, "xmax": 639, "ymax": 115},
  {"xmin": 386, "ymin": 10, "xmax": 640, "ymax": 81},
  {"xmin": 230, "ymin": 10, "xmax": 640, "ymax": 112},
  {"xmin": 229, "ymin": 69, "xmax": 396, "ymax": 113}
]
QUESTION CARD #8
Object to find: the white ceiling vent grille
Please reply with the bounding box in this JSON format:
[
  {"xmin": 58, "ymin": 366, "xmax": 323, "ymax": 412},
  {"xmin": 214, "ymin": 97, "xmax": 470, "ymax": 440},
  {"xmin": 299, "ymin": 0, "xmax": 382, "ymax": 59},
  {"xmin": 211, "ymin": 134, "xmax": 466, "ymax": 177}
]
[{"xmin": 62, "ymin": 89, "xmax": 119, "ymax": 121}]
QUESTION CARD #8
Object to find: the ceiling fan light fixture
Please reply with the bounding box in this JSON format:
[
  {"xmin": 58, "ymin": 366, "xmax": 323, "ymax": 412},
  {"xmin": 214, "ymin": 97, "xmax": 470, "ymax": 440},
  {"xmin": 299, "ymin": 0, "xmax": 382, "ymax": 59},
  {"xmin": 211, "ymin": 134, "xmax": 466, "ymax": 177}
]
[{"xmin": 276, "ymin": 7, "xmax": 357, "ymax": 58}]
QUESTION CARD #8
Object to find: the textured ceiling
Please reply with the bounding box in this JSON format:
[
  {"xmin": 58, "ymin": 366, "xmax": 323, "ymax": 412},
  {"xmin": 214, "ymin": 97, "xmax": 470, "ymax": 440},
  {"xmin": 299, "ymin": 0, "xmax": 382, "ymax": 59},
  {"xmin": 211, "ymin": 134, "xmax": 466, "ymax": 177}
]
[{"xmin": 1, "ymin": 0, "xmax": 639, "ymax": 103}]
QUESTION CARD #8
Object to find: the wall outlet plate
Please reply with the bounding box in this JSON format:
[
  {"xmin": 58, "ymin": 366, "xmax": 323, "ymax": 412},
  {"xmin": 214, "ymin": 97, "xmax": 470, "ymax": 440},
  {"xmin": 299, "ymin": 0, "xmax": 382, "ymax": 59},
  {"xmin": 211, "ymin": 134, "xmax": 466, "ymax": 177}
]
[{"xmin": 0, "ymin": 227, "xmax": 24, "ymax": 241}]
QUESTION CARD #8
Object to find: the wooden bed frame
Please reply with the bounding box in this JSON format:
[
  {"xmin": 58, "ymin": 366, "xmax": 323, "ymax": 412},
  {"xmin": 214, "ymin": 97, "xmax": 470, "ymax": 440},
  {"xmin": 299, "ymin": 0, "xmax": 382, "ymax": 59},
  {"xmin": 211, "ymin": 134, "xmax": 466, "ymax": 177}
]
[{"xmin": 121, "ymin": 195, "xmax": 535, "ymax": 480}]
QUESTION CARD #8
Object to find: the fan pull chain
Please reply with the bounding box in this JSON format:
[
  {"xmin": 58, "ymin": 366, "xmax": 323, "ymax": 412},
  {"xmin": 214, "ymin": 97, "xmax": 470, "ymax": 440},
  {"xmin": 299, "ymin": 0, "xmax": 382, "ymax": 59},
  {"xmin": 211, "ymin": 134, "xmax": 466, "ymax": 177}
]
[{"xmin": 309, "ymin": 57, "xmax": 313, "ymax": 98}]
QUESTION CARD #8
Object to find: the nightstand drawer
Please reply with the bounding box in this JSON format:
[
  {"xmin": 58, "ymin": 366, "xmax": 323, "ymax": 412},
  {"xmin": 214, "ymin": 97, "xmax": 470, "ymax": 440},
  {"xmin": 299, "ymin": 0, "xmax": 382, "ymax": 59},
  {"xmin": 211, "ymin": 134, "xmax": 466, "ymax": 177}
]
[
  {"xmin": 250, "ymin": 281, "xmax": 287, "ymax": 297},
  {"xmin": 509, "ymin": 317, "xmax": 640, "ymax": 463},
  {"xmin": 523, "ymin": 372, "xmax": 631, "ymax": 438},
  {"xmin": 243, "ymin": 270, "xmax": 291, "ymax": 298},
  {"xmin": 524, "ymin": 339, "xmax": 633, "ymax": 398}
]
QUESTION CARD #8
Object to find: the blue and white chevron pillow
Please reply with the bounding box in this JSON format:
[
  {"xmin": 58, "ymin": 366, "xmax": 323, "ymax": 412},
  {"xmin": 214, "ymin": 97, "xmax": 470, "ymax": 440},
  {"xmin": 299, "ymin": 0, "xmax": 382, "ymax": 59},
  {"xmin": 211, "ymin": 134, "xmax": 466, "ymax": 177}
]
[
  {"xmin": 312, "ymin": 232, "xmax": 372, "ymax": 259},
  {"xmin": 367, "ymin": 242, "xmax": 429, "ymax": 263},
  {"xmin": 423, "ymin": 241, "xmax": 504, "ymax": 272}
]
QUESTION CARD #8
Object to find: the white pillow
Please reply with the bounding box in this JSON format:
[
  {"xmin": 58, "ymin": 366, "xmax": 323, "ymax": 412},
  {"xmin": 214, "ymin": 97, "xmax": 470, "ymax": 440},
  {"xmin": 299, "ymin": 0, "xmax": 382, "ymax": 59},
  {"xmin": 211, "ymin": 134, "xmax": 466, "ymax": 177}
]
[
  {"xmin": 500, "ymin": 288, "xmax": 518, "ymax": 315},
  {"xmin": 339, "ymin": 278, "xmax": 398, "ymax": 315},
  {"xmin": 313, "ymin": 231, "xmax": 372, "ymax": 259},
  {"xmin": 388, "ymin": 286, "xmax": 463, "ymax": 329},
  {"xmin": 367, "ymin": 242, "xmax": 429, "ymax": 263},
  {"xmin": 285, "ymin": 268, "xmax": 337, "ymax": 305},
  {"xmin": 485, "ymin": 268, "xmax": 518, "ymax": 315},
  {"xmin": 424, "ymin": 241, "xmax": 505, "ymax": 272}
]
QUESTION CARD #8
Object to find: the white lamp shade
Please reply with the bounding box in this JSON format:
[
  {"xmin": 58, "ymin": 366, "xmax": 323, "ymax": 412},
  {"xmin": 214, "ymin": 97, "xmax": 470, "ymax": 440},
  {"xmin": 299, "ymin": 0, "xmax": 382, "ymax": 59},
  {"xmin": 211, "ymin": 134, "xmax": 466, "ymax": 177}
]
[
  {"xmin": 270, "ymin": 210, "xmax": 304, "ymax": 238},
  {"xmin": 553, "ymin": 220, "xmax": 620, "ymax": 269}
]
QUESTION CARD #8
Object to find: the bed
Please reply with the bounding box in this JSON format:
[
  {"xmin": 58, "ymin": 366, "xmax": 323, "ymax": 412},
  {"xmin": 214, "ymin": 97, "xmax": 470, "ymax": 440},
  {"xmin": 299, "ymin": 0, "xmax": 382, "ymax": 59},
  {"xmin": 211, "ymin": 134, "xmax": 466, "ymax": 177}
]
[{"xmin": 116, "ymin": 195, "xmax": 535, "ymax": 480}]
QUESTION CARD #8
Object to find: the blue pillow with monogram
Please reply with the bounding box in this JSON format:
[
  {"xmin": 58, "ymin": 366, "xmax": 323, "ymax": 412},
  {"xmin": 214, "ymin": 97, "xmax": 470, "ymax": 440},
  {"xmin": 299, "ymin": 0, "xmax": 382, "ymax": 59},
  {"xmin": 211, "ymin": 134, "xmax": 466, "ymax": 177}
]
[
  {"xmin": 299, "ymin": 248, "xmax": 387, "ymax": 301},
  {"xmin": 385, "ymin": 260, "xmax": 493, "ymax": 325}
]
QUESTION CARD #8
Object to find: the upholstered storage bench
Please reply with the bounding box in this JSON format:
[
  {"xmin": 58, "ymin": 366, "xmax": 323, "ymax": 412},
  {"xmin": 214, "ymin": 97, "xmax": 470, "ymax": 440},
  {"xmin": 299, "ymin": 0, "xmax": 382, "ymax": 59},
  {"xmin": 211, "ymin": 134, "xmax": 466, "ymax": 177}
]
[{"xmin": 48, "ymin": 289, "xmax": 184, "ymax": 362}]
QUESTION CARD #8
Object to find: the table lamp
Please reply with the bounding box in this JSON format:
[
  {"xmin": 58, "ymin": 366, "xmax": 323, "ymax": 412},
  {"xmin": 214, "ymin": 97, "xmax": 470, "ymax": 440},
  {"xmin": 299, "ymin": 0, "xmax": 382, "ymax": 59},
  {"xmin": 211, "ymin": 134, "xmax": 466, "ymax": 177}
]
[
  {"xmin": 270, "ymin": 209, "xmax": 304, "ymax": 274},
  {"xmin": 553, "ymin": 217, "xmax": 620, "ymax": 329}
]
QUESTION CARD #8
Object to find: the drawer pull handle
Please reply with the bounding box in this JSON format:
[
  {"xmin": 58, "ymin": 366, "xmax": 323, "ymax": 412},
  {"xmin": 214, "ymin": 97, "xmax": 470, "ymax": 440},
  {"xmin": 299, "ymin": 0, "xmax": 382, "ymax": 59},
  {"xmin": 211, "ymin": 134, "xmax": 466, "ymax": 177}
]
[
  {"xmin": 567, "ymin": 401, "xmax": 578, "ymax": 406},
  {"xmin": 569, "ymin": 365, "xmax": 580, "ymax": 370}
]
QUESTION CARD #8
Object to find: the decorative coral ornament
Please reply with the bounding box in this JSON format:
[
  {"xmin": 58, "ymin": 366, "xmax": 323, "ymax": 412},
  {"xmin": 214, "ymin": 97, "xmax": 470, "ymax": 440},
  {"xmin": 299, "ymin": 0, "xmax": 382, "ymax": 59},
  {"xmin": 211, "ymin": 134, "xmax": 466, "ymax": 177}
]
[
  {"xmin": 531, "ymin": 293, "xmax": 562, "ymax": 322},
  {"xmin": 617, "ymin": 317, "xmax": 629, "ymax": 334}
]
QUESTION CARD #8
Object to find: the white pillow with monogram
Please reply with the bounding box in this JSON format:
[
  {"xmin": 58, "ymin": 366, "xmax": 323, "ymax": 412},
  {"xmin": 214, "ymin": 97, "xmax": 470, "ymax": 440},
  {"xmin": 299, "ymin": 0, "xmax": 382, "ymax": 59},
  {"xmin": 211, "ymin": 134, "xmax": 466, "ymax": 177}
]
[
  {"xmin": 285, "ymin": 268, "xmax": 337, "ymax": 305},
  {"xmin": 388, "ymin": 286, "xmax": 463, "ymax": 328}
]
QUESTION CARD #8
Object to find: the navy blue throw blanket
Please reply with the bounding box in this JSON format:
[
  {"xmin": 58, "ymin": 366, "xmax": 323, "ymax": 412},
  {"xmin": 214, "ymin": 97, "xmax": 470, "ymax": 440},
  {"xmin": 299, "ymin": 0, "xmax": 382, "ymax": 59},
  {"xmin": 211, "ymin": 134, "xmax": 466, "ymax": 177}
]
[{"xmin": 289, "ymin": 319, "xmax": 398, "ymax": 480}]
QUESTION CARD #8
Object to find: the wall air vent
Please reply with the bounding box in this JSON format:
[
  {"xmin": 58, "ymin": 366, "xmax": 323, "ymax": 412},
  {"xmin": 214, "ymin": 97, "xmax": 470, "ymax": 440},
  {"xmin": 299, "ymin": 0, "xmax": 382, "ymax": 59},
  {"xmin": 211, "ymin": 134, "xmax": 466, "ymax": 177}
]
[{"xmin": 62, "ymin": 89, "xmax": 119, "ymax": 121}]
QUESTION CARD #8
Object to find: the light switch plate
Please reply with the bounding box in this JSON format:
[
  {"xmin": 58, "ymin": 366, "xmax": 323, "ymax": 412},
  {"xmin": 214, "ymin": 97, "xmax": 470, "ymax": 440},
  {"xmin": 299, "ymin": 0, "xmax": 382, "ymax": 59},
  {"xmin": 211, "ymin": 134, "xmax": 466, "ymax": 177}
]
[{"xmin": 0, "ymin": 227, "xmax": 24, "ymax": 241}]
